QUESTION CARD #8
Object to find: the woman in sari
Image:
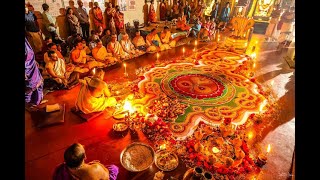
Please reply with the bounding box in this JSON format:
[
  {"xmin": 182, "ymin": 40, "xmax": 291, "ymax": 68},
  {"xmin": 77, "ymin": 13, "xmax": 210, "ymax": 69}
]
[
  {"xmin": 93, "ymin": 2, "xmax": 106, "ymax": 31},
  {"xmin": 160, "ymin": 0, "xmax": 167, "ymax": 21},
  {"xmin": 66, "ymin": 8, "xmax": 82, "ymax": 36},
  {"xmin": 114, "ymin": 5, "xmax": 125, "ymax": 34},
  {"xmin": 148, "ymin": 1, "xmax": 157, "ymax": 23},
  {"xmin": 146, "ymin": 28, "xmax": 166, "ymax": 52}
]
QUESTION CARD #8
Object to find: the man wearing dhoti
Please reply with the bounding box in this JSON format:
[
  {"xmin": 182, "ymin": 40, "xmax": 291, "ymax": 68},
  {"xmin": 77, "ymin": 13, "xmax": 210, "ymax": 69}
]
[
  {"xmin": 146, "ymin": 28, "xmax": 166, "ymax": 53},
  {"xmin": 75, "ymin": 68, "xmax": 117, "ymax": 114},
  {"xmin": 46, "ymin": 50, "xmax": 79, "ymax": 89},
  {"xmin": 160, "ymin": 26, "xmax": 177, "ymax": 48},
  {"xmin": 92, "ymin": 39, "xmax": 118, "ymax": 65},
  {"xmin": 70, "ymin": 40, "xmax": 106, "ymax": 73},
  {"xmin": 132, "ymin": 30, "xmax": 147, "ymax": 51},
  {"xmin": 107, "ymin": 34, "xmax": 129, "ymax": 60},
  {"xmin": 120, "ymin": 33, "xmax": 145, "ymax": 58}
]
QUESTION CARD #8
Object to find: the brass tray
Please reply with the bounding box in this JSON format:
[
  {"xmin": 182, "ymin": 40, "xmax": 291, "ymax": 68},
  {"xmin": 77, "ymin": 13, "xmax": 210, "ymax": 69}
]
[
  {"xmin": 120, "ymin": 142, "xmax": 155, "ymax": 172},
  {"xmin": 155, "ymin": 150, "xmax": 179, "ymax": 171}
]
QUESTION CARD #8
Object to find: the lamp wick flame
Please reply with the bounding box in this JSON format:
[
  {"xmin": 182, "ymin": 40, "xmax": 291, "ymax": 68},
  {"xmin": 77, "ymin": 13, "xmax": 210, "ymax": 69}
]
[{"xmin": 267, "ymin": 144, "xmax": 271, "ymax": 153}]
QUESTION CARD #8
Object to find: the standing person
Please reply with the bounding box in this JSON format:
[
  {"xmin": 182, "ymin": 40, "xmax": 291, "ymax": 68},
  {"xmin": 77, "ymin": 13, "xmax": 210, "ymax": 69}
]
[
  {"xmin": 114, "ymin": 5, "xmax": 125, "ymax": 34},
  {"xmin": 160, "ymin": 0, "xmax": 167, "ymax": 21},
  {"xmin": 66, "ymin": 8, "xmax": 82, "ymax": 36},
  {"xmin": 219, "ymin": 2, "xmax": 231, "ymax": 30},
  {"xmin": 77, "ymin": 0, "xmax": 90, "ymax": 41},
  {"xmin": 211, "ymin": 2, "xmax": 219, "ymax": 20},
  {"xmin": 88, "ymin": 2, "xmax": 95, "ymax": 32},
  {"xmin": 106, "ymin": 2, "xmax": 116, "ymax": 29},
  {"xmin": 93, "ymin": 2, "xmax": 106, "ymax": 31},
  {"xmin": 148, "ymin": 0, "xmax": 157, "ymax": 23},
  {"xmin": 56, "ymin": 8, "xmax": 70, "ymax": 40},
  {"xmin": 41, "ymin": 3, "xmax": 58, "ymax": 41},
  {"xmin": 25, "ymin": 5, "xmax": 43, "ymax": 54},
  {"xmin": 265, "ymin": 4, "xmax": 282, "ymax": 41},
  {"xmin": 183, "ymin": 1, "xmax": 191, "ymax": 23},
  {"xmin": 53, "ymin": 143, "xmax": 119, "ymax": 180},
  {"xmin": 25, "ymin": 37, "xmax": 44, "ymax": 108},
  {"xmin": 277, "ymin": 7, "xmax": 295, "ymax": 45}
]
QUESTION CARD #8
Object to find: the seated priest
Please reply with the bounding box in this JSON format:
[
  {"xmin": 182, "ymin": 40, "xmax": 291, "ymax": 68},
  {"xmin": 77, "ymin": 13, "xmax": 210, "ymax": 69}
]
[
  {"xmin": 160, "ymin": 26, "xmax": 178, "ymax": 48},
  {"xmin": 75, "ymin": 68, "xmax": 117, "ymax": 114},
  {"xmin": 92, "ymin": 39, "xmax": 118, "ymax": 65},
  {"xmin": 45, "ymin": 50, "xmax": 79, "ymax": 89},
  {"xmin": 107, "ymin": 34, "xmax": 130, "ymax": 60},
  {"xmin": 53, "ymin": 143, "xmax": 119, "ymax": 180},
  {"xmin": 146, "ymin": 28, "xmax": 167, "ymax": 53},
  {"xmin": 120, "ymin": 33, "xmax": 145, "ymax": 58},
  {"xmin": 132, "ymin": 30, "xmax": 147, "ymax": 52},
  {"xmin": 70, "ymin": 40, "xmax": 106, "ymax": 73}
]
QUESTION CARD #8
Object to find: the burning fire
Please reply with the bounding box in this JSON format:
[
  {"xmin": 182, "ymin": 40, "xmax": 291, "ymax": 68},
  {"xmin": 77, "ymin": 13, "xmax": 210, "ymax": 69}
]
[
  {"xmin": 212, "ymin": 147, "xmax": 220, "ymax": 153},
  {"xmin": 159, "ymin": 144, "xmax": 166, "ymax": 150},
  {"xmin": 267, "ymin": 144, "xmax": 271, "ymax": 153}
]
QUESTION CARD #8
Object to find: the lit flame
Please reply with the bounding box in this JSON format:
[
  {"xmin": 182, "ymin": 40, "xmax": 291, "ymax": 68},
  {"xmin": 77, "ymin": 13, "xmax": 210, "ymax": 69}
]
[
  {"xmin": 253, "ymin": 63, "xmax": 256, "ymax": 68},
  {"xmin": 195, "ymin": 40, "xmax": 198, "ymax": 46},
  {"xmin": 156, "ymin": 53, "xmax": 159, "ymax": 59},
  {"xmin": 270, "ymin": 80, "xmax": 274, "ymax": 86},
  {"xmin": 116, "ymin": 91, "xmax": 120, "ymax": 95},
  {"xmin": 267, "ymin": 144, "xmax": 271, "ymax": 153},
  {"xmin": 183, "ymin": 47, "xmax": 185, "ymax": 53},
  {"xmin": 123, "ymin": 100, "xmax": 135, "ymax": 114},
  {"xmin": 92, "ymin": 68, "xmax": 96, "ymax": 75},
  {"xmin": 212, "ymin": 147, "xmax": 220, "ymax": 153},
  {"xmin": 251, "ymin": 52, "xmax": 256, "ymax": 59},
  {"xmin": 159, "ymin": 144, "xmax": 166, "ymax": 150},
  {"xmin": 123, "ymin": 63, "xmax": 126, "ymax": 68},
  {"xmin": 247, "ymin": 131, "xmax": 254, "ymax": 139}
]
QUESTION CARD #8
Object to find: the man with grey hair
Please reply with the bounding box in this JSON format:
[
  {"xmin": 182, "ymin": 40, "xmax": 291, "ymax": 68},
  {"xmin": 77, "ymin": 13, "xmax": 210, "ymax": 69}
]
[{"xmin": 77, "ymin": 0, "xmax": 90, "ymax": 40}]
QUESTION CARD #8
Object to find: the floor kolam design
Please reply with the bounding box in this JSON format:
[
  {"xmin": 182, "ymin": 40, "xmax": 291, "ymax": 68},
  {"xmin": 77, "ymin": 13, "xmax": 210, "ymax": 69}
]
[{"xmin": 138, "ymin": 48, "xmax": 267, "ymax": 140}]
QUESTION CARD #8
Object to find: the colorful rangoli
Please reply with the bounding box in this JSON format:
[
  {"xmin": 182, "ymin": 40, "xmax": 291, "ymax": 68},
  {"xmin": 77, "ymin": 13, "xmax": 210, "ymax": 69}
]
[{"xmin": 137, "ymin": 46, "xmax": 267, "ymax": 140}]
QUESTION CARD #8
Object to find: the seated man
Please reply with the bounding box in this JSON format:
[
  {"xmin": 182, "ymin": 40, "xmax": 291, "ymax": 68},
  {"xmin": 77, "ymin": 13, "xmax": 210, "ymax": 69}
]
[
  {"xmin": 45, "ymin": 50, "xmax": 79, "ymax": 89},
  {"xmin": 92, "ymin": 39, "xmax": 118, "ymax": 65},
  {"xmin": 132, "ymin": 30, "xmax": 147, "ymax": 51},
  {"xmin": 101, "ymin": 29, "xmax": 112, "ymax": 47},
  {"xmin": 82, "ymin": 39, "xmax": 91, "ymax": 55},
  {"xmin": 44, "ymin": 43, "xmax": 65, "ymax": 64},
  {"xmin": 146, "ymin": 28, "xmax": 166, "ymax": 53},
  {"xmin": 176, "ymin": 14, "xmax": 191, "ymax": 31},
  {"xmin": 53, "ymin": 143, "xmax": 119, "ymax": 180},
  {"xmin": 75, "ymin": 68, "xmax": 117, "ymax": 114},
  {"xmin": 120, "ymin": 33, "xmax": 145, "ymax": 58},
  {"xmin": 160, "ymin": 26, "xmax": 179, "ymax": 48},
  {"xmin": 107, "ymin": 34, "xmax": 129, "ymax": 60},
  {"xmin": 70, "ymin": 40, "xmax": 106, "ymax": 73},
  {"xmin": 188, "ymin": 18, "xmax": 202, "ymax": 38}
]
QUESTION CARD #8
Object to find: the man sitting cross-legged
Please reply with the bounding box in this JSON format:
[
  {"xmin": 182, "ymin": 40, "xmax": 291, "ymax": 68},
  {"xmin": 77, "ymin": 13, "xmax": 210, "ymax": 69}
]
[
  {"xmin": 75, "ymin": 68, "xmax": 117, "ymax": 114},
  {"xmin": 92, "ymin": 39, "xmax": 118, "ymax": 66},
  {"xmin": 120, "ymin": 33, "xmax": 145, "ymax": 58},
  {"xmin": 70, "ymin": 40, "xmax": 106, "ymax": 73},
  {"xmin": 146, "ymin": 28, "xmax": 167, "ymax": 53},
  {"xmin": 160, "ymin": 26, "xmax": 181, "ymax": 49},
  {"xmin": 107, "ymin": 33, "xmax": 130, "ymax": 60},
  {"xmin": 132, "ymin": 30, "xmax": 147, "ymax": 52},
  {"xmin": 45, "ymin": 50, "xmax": 79, "ymax": 89}
]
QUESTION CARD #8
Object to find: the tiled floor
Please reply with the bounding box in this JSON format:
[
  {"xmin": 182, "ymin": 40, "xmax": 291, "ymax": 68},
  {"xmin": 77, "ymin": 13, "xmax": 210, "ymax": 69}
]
[{"xmin": 25, "ymin": 34, "xmax": 295, "ymax": 180}]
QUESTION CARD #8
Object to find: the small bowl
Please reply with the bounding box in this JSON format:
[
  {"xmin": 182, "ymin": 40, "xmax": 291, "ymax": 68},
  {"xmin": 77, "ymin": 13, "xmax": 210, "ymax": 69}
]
[{"xmin": 113, "ymin": 122, "xmax": 128, "ymax": 132}]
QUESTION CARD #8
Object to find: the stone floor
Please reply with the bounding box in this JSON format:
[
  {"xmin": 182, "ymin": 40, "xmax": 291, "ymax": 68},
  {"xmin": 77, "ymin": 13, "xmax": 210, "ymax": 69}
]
[{"xmin": 25, "ymin": 34, "xmax": 295, "ymax": 180}]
